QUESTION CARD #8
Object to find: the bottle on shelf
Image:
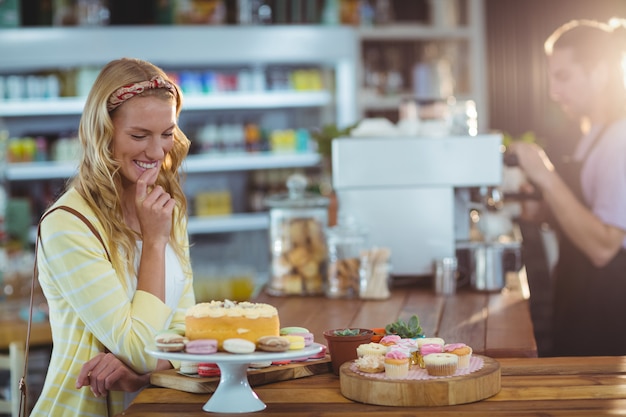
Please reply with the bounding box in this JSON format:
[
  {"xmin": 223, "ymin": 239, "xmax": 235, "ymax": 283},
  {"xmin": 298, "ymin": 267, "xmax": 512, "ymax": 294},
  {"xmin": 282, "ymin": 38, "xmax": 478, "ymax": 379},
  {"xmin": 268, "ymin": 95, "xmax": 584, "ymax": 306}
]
[
  {"xmin": 251, "ymin": 0, "xmax": 272, "ymax": 24},
  {"xmin": 247, "ymin": 169, "xmax": 269, "ymax": 213},
  {"xmin": 196, "ymin": 122, "xmax": 220, "ymax": 154},
  {"xmin": 321, "ymin": 0, "xmax": 340, "ymax": 25},
  {"xmin": 244, "ymin": 120, "xmax": 261, "ymax": 152},
  {"xmin": 373, "ymin": 0, "xmax": 394, "ymax": 25}
]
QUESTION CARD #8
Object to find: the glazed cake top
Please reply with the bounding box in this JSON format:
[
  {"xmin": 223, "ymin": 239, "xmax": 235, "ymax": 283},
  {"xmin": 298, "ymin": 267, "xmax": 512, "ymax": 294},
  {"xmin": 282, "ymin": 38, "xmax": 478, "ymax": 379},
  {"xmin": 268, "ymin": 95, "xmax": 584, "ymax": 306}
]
[{"xmin": 186, "ymin": 300, "xmax": 278, "ymax": 319}]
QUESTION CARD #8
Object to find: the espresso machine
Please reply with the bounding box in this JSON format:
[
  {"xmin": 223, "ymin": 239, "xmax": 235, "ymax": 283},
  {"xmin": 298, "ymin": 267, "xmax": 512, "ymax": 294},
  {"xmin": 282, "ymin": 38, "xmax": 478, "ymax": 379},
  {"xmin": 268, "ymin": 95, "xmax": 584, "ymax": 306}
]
[{"xmin": 331, "ymin": 133, "xmax": 511, "ymax": 281}]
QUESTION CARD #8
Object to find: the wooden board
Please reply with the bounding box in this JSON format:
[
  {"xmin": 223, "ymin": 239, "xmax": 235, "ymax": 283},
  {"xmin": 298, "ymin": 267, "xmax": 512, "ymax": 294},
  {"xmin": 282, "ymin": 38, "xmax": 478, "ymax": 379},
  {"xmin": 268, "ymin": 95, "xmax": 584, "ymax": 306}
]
[
  {"xmin": 339, "ymin": 355, "xmax": 501, "ymax": 407},
  {"xmin": 150, "ymin": 356, "xmax": 331, "ymax": 394}
]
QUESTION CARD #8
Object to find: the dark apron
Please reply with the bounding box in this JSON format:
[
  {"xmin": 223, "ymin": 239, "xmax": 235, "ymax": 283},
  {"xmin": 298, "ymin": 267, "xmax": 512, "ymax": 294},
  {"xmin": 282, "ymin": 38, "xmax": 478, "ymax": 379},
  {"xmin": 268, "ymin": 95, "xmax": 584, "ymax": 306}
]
[{"xmin": 552, "ymin": 126, "xmax": 626, "ymax": 356}]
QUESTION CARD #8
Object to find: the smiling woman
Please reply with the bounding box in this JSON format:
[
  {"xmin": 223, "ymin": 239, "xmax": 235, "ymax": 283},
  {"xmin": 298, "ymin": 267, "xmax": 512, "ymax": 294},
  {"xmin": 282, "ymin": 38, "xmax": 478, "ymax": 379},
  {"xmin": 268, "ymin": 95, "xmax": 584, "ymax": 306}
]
[{"xmin": 30, "ymin": 58, "xmax": 196, "ymax": 417}]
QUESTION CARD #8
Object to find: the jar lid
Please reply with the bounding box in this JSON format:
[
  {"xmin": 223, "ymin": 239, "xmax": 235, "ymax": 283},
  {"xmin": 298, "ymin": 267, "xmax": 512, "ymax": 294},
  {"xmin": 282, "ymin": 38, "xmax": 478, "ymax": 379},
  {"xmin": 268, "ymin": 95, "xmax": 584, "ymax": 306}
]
[
  {"xmin": 264, "ymin": 173, "xmax": 329, "ymax": 209},
  {"xmin": 328, "ymin": 215, "xmax": 368, "ymax": 239}
]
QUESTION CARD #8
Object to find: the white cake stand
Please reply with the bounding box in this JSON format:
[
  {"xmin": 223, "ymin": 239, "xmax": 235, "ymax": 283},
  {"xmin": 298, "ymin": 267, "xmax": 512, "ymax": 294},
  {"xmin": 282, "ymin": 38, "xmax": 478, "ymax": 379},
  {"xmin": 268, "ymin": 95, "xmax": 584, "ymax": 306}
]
[{"xmin": 145, "ymin": 343, "xmax": 323, "ymax": 413}]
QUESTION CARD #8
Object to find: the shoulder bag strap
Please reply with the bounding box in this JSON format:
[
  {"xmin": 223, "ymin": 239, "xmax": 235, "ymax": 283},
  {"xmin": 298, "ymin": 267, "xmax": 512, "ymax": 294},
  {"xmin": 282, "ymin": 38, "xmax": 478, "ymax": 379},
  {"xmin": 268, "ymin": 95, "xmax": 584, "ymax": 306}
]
[{"xmin": 19, "ymin": 205, "xmax": 110, "ymax": 417}]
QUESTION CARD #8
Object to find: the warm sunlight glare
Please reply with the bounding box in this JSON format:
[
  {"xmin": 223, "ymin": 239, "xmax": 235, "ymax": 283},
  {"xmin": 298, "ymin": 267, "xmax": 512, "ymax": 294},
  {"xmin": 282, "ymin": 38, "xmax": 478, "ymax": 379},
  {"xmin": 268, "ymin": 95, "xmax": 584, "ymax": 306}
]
[{"xmin": 608, "ymin": 17, "xmax": 626, "ymax": 89}]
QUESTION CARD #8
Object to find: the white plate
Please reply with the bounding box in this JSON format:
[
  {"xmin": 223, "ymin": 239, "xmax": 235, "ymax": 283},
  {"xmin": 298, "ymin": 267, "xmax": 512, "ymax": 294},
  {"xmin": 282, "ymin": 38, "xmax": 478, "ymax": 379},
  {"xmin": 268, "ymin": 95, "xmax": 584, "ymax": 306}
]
[{"xmin": 145, "ymin": 343, "xmax": 324, "ymax": 413}]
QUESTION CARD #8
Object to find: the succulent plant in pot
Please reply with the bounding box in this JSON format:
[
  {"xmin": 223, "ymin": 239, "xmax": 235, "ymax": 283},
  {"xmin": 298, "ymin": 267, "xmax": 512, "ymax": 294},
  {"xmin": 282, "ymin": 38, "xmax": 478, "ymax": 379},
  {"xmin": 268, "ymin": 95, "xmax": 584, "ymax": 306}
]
[
  {"xmin": 331, "ymin": 328, "xmax": 369, "ymax": 337},
  {"xmin": 384, "ymin": 315, "xmax": 424, "ymax": 339},
  {"xmin": 323, "ymin": 328, "xmax": 374, "ymax": 375}
]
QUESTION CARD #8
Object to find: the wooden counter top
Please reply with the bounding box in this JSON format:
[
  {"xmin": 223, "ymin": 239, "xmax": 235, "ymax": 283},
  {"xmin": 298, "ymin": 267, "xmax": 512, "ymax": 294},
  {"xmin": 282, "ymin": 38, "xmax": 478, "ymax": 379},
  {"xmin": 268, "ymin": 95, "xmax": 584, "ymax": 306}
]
[
  {"xmin": 254, "ymin": 271, "xmax": 537, "ymax": 359},
  {"xmin": 118, "ymin": 355, "xmax": 626, "ymax": 416},
  {"xmin": 0, "ymin": 298, "xmax": 51, "ymax": 350},
  {"xmin": 117, "ymin": 271, "xmax": 545, "ymax": 416}
]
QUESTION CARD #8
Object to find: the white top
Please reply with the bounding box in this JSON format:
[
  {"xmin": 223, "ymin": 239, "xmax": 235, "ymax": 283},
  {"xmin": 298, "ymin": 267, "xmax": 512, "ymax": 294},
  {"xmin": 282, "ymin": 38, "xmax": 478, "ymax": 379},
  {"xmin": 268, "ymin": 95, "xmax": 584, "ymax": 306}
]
[{"xmin": 125, "ymin": 242, "xmax": 187, "ymax": 407}]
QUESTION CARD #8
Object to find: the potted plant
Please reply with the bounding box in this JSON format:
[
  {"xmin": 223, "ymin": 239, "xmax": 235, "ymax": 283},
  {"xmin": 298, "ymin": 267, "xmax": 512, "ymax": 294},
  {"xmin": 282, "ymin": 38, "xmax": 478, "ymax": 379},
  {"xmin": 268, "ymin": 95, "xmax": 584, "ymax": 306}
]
[
  {"xmin": 384, "ymin": 315, "xmax": 425, "ymax": 339},
  {"xmin": 322, "ymin": 328, "xmax": 374, "ymax": 375}
]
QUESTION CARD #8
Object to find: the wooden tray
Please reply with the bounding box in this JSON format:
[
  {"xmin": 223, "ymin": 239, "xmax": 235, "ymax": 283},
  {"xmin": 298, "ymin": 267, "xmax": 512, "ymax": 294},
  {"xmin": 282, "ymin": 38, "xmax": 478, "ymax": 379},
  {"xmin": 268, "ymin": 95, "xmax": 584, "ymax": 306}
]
[
  {"xmin": 150, "ymin": 356, "xmax": 331, "ymax": 394},
  {"xmin": 339, "ymin": 355, "xmax": 501, "ymax": 407}
]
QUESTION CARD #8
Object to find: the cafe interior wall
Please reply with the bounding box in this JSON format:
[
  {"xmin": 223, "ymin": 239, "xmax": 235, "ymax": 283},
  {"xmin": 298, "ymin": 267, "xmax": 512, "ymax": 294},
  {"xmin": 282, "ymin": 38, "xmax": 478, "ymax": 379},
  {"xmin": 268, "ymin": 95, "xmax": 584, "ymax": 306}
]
[{"xmin": 484, "ymin": 0, "xmax": 626, "ymax": 356}]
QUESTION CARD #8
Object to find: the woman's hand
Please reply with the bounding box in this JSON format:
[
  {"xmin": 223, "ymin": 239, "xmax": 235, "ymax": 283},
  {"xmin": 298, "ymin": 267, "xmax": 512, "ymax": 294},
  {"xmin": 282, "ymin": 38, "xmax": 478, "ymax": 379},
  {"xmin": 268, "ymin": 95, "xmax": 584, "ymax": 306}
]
[
  {"xmin": 134, "ymin": 167, "xmax": 176, "ymax": 245},
  {"xmin": 75, "ymin": 352, "xmax": 149, "ymax": 398}
]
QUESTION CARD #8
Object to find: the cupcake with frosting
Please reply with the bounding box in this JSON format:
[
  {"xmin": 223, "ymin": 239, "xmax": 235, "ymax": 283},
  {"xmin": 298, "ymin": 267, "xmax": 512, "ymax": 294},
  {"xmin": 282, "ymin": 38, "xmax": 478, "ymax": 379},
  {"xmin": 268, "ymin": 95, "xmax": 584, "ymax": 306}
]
[
  {"xmin": 386, "ymin": 344, "xmax": 411, "ymax": 358},
  {"xmin": 384, "ymin": 349, "xmax": 410, "ymax": 379},
  {"xmin": 444, "ymin": 343, "xmax": 473, "ymax": 369},
  {"xmin": 396, "ymin": 338, "xmax": 419, "ymax": 366},
  {"xmin": 424, "ymin": 353, "xmax": 458, "ymax": 376},
  {"xmin": 354, "ymin": 355, "xmax": 385, "ymax": 373},
  {"xmin": 356, "ymin": 342, "xmax": 387, "ymax": 357},
  {"xmin": 379, "ymin": 335, "xmax": 402, "ymax": 347},
  {"xmin": 416, "ymin": 337, "xmax": 445, "ymax": 349},
  {"xmin": 417, "ymin": 343, "xmax": 444, "ymax": 368},
  {"xmin": 396, "ymin": 338, "xmax": 418, "ymax": 351}
]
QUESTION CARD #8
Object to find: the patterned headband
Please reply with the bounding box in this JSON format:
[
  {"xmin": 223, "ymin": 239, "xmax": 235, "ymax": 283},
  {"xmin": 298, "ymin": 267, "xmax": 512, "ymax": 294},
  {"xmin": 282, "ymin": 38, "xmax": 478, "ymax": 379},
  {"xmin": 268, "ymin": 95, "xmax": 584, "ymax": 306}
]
[{"xmin": 107, "ymin": 75, "xmax": 178, "ymax": 112}]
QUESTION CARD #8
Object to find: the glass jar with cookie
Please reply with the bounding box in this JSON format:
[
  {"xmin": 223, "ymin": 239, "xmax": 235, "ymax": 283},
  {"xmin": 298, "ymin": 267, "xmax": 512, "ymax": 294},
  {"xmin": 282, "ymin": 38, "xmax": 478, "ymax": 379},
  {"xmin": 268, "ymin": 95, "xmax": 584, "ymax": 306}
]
[
  {"xmin": 264, "ymin": 173, "xmax": 329, "ymax": 296},
  {"xmin": 326, "ymin": 216, "xmax": 368, "ymax": 298}
]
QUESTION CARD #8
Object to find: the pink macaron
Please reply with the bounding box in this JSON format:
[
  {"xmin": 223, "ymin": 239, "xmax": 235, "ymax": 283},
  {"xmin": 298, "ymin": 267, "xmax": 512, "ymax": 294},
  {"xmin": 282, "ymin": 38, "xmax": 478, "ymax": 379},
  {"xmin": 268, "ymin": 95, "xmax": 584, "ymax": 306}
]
[
  {"xmin": 185, "ymin": 339, "xmax": 218, "ymax": 355},
  {"xmin": 198, "ymin": 362, "xmax": 220, "ymax": 377}
]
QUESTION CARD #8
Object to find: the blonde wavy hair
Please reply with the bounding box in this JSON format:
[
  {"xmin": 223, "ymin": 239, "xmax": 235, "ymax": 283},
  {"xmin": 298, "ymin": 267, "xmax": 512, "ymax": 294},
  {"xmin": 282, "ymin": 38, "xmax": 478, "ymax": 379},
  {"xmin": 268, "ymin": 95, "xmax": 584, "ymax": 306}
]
[{"xmin": 69, "ymin": 57, "xmax": 191, "ymax": 277}]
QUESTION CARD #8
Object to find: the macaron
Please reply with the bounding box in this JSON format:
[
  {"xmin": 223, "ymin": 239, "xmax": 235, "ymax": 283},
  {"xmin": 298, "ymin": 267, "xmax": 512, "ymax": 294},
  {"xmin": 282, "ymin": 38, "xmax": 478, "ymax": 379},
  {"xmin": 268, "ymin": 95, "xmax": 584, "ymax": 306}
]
[
  {"xmin": 198, "ymin": 363, "xmax": 220, "ymax": 377},
  {"xmin": 282, "ymin": 335, "xmax": 305, "ymax": 350},
  {"xmin": 179, "ymin": 361, "xmax": 198, "ymax": 375},
  {"xmin": 256, "ymin": 335, "xmax": 290, "ymax": 352},
  {"xmin": 155, "ymin": 331, "xmax": 187, "ymax": 352},
  {"xmin": 280, "ymin": 326, "xmax": 309, "ymax": 335},
  {"xmin": 271, "ymin": 360, "xmax": 292, "ymax": 365},
  {"xmin": 249, "ymin": 361, "xmax": 273, "ymax": 369},
  {"xmin": 280, "ymin": 327, "xmax": 314, "ymax": 346},
  {"xmin": 223, "ymin": 338, "xmax": 256, "ymax": 354},
  {"xmin": 185, "ymin": 339, "xmax": 218, "ymax": 355}
]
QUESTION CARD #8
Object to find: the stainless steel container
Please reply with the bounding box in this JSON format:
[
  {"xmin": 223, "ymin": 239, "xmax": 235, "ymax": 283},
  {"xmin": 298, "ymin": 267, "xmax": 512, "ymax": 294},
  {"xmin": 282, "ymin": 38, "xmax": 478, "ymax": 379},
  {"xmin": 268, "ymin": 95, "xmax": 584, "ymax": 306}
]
[
  {"xmin": 433, "ymin": 256, "xmax": 458, "ymax": 295},
  {"xmin": 470, "ymin": 244, "xmax": 506, "ymax": 292},
  {"xmin": 457, "ymin": 240, "xmax": 521, "ymax": 292}
]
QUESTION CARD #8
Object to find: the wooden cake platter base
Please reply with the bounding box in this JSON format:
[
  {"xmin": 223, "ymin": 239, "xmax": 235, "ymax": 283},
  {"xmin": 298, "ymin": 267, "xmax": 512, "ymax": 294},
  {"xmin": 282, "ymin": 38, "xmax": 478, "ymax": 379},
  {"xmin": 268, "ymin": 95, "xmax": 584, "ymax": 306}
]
[{"xmin": 339, "ymin": 355, "xmax": 501, "ymax": 407}]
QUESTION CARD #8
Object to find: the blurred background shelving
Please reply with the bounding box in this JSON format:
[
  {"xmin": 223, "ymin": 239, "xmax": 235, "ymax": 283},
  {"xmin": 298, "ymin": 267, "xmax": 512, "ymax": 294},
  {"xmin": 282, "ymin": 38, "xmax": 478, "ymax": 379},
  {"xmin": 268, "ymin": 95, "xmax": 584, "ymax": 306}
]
[{"xmin": 0, "ymin": 0, "xmax": 489, "ymax": 298}]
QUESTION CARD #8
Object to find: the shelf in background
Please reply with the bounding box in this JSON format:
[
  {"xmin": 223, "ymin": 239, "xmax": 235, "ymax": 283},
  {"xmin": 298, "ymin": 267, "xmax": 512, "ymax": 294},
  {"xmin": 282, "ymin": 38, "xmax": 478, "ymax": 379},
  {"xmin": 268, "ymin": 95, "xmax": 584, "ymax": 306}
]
[
  {"xmin": 7, "ymin": 151, "xmax": 321, "ymax": 181},
  {"xmin": 359, "ymin": 93, "xmax": 476, "ymax": 112},
  {"xmin": 184, "ymin": 91, "xmax": 332, "ymax": 111},
  {"xmin": 0, "ymin": 91, "xmax": 332, "ymax": 117},
  {"xmin": 187, "ymin": 212, "xmax": 269, "ymax": 235},
  {"xmin": 27, "ymin": 212, "xmax": 270, "ymax": 243},
  {"xmin": 6, "ymin": 160, "xmax": 78, "ymax": 180},
  {"xmin": 357, "ymin": 25, "xmax": 473, "ymax": 40},
  {"xmin": 183, "ymin": 151, "xmax": 321, "ymax": 173}
]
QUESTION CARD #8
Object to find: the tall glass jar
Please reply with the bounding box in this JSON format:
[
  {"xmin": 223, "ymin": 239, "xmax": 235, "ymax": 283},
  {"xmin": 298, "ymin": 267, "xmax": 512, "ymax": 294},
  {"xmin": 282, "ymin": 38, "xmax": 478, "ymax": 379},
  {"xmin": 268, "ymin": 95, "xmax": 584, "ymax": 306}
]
[
  {"xmin": 264, "ymin": 174, "xmax": 329, "ymax": 296},
  {"xmin": 326, "ymin": 217, "xmax": 368, "ymax": 298}
]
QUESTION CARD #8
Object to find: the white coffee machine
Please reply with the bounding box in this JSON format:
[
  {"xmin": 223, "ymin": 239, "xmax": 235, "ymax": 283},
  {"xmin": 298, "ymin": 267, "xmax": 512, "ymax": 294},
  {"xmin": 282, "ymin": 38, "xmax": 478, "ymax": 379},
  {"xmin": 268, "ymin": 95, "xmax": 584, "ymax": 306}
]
[{"xmin": 331, "ymin": 134, "xmax": 503, "ymax": 276}]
